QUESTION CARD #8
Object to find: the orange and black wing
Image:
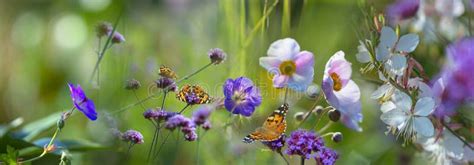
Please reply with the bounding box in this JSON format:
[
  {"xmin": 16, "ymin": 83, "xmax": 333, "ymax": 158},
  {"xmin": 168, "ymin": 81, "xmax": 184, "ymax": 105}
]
[
  {"xmin": 176, "ymin": 85, "xmax": 191, "ymax": 102},
  {"xmin": 192, "ymin": 85, "xmax": 213, "ymax": 104},
  {"xmin": 243, "ymin": 103, "xmax": 289, "ymax": 143},
  {"xmin": 159, "ymin": 65, "xmax": 178, "ymax": 79}
]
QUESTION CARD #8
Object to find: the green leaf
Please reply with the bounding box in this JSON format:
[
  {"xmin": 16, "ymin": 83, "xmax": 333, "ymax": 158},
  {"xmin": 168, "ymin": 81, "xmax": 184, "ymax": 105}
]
[
  {"xmin": 0, "ymin": 118, "xmax": 24, "ymax": 137},
  {"xmin": 17, "ymin": 112, "xmax": 62, "ymax": 141},
  {"xmin": 33, "ymin": 138, "xmax": 109, "ymax": 153},
  {"xmin": 0, "ymin": 146, "xmax": 19, "ymax": 164}
]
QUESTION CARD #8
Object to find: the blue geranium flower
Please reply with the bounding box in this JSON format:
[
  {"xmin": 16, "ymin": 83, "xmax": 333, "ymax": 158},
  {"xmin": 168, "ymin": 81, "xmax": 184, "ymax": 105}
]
[
  {"xmin": 68, "ymin": 83, "xmax": 97, "ymax": 120},
  {"xmin": 223, "ymin": 77, "xmax": 262, "ymax": 116}
]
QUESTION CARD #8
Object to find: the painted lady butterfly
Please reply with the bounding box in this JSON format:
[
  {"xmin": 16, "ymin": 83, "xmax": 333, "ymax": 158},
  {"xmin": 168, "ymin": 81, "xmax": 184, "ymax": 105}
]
[
  {"xmin": 176, "ymin": 85, "xmax": 213, "ymax": 105},
  {"xmin": 159, "ymin": 65, "xmax": 178, "ymax": 79},
  {"xmin": 243, "ymin": 103, "xmax": 288, "ymax": 143}
]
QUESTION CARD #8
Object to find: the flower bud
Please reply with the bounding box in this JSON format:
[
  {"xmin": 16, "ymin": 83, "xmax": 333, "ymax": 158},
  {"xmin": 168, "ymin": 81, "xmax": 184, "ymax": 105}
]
[
  {"xmin": 305, "ymin": 85, "xmax": 320, "ymax": 99},
  {"xmin": 111, "ymin": 32, "xmax": 125, "ymax": 44},
  {"xmin": 156, "ymin": 77, "xmax": 177, "ymax": 92},
  {"xmin": 96, "ymin": 22, "xmax": 112, "ymax": 37},
  {"xmin": 208, "ymin": 48, "xmax": 226, "ymax": 65},
  {"xmin": 293, "ymin": 112, "xmax": 306, "ymax": 122},
  {"xmin": 125, "ymin": 79, "xmax": 141, "ymax": 90},
  {"xmin": 312, "ymin": 105, "xmax": 324, "ymax": 115},
  {"xmin": 331, "ymin": 132, "xmax": 343, "ymax": 143},
  {"xmin": 57, "ymin": 117, "xmax": 65, "ymax": 130},
  {"xmin": 328, "ymin": 109, "xmax": 341, "ymax": 122}
]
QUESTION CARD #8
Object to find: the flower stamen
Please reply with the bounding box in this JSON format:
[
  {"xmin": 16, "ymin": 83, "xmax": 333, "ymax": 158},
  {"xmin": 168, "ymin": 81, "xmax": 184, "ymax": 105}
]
[
  {"xmin": 279, "ymin": 61, "xmax": 296, "ymax": 75},
  {"xmin": 330, "ymin": 73, "xmax": 342, "ymax": 91}
]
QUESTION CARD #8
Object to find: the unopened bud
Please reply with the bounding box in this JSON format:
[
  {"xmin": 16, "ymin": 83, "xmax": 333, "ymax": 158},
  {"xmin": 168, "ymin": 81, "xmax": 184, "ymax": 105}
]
[
  {"xmin": 125, "ymin": 79, "xmax": 141, "ymax": 90},
  {"xmin": 331, "ymin": 132, "xmax": 343, "ymax": 143},
  {"xmin": 306, "ymin": 85, "xmax": 320, "ymax": 99},
  {"xmin": 45, "ymin": 144, "xmax": 56, "ymax": 153},
  {"xmin": 294, "ymin": 112, "xmax": 306, "ymax": 122},
  {"xmin": 57, "ymin": 118, "xmax": 65, "ymax": 130},
  {"xmin": 312, "ymin": 106, "xmax": 324, "ymax": 115},
  {"xmin": 328, "ymin": 109, "xmax": 341, "ymax": 122}
]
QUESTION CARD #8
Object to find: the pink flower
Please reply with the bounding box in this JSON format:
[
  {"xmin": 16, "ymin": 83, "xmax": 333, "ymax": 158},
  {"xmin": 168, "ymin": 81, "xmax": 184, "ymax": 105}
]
[
  {"xmin": 321, "ymin": 51, "xmax": 363, "ymax": 132},
  {"xmin": 259, "ymin": 38, "xmax": 314, "ymax": 91}
]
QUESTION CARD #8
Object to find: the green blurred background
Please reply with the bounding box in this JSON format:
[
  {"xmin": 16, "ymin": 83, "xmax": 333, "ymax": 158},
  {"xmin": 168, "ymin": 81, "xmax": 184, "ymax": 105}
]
[{"xmin": 0, "ymin": 0, "xmax": 434, "ymax": 164}]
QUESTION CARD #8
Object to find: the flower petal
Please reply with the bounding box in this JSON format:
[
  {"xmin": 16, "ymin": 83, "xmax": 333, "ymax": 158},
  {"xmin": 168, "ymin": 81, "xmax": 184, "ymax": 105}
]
[
  {"xmin": 356, "ymin": 41, "xmax": 371, "ymax": 63},
  {"xmin": 267, "ymin": 38, "xmax": 300, "ymax": 61},
  {"xmin": 381, "ymin": 101, "xmax": 396, "ymax": 113},
  {"xmin": 392, "ymin": 90, "xmax": 412, "ymax": 113},
  {"xmin": 371, "ymin": 84, "xmax": 392, "ymax": 99},
  {"xmin": 414, "ymin": 97, "xmax": 435, "ymax": 116},
  {"xmin": 340, "ymin": 101, "xmax": 363, "ymax": 132},
  {"xmin": 326, "ymin": 51, "xmax": 352, "ymax": 86},
  {"xmin": 77, "ymin": 100, "xmax": 97, "ymax": 120},
  {"xmin": 289, "ymin": 69, "xmax": 313, "ymax": 91},
  {"xmin": 376, "ymin": 45, "xmax": 391, "ymax": 61},
  {"xmin": 294, "ymin": 51, "xmax": 314, "ymax": 69},
  {"xmin": 380, "ymin": 109, "xmax": 407, "ymax": 127},
  {"xmin": 396, "ymin": 34, "xmax": 419, "ymax": 52},
  {"xmin": 272, "ymin": 75, "xmax": 289, "ymax": 88},
  {"xmin": 385, "ymin": 54, "xmax": 407, "ymax": 76},
  {"xmin": 332, "ymin": 80, "xmax": 361, "ymax": 108},
  {"xmin": 380, "ymin": 26, "xmax": 398, "ymax": 48},
  {"xmin": 413, "ymin": 117, "xmax": 434, "ymax": 137},
  {"xmin": 259, "ymin": 56, "xmax": 282, "ymax": 72}
]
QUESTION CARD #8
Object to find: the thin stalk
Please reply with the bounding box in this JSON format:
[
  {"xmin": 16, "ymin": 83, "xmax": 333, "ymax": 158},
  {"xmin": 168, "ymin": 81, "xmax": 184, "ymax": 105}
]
[
  {"xmin": 243, "ymin": 0, "xmax": 279, "ymax": 47},
  {"xmin": 282, "ymin": 0, "xmax": 291, "ymax": 36},
  {"xmin": 283, "ymin": 86, "xmax": 289, "ymax": 104},
  {"xmin": 126, "ymin": 142, "xmax": 134, "ymax": 159},
  {"xmin": 20, "ymin": 128, "xmax": 60, "ymax": 163},
  {"xmin": 317, "ymin": 122, "xmax": 333, "ymax": 134},
  {"xmin": 300, "ymin": 156, "xmax": 305, "ymax": 165},
  {"xmin": 195, "ymin": 128, "xmax": 201, "ymax": 165},
  {"xmin": 178, "ymin": 104, "xmax": 191, "ymax": 114},
  {"xmin": 146, "ymin": 125, "xmax": 159, "ymax": 163},
  {"xmin": 277, "ymin": 150, "xmax": 289, "ymax": 165},
  {"xmin": 133, "ymin": 90, "xmax": 147, "ymax": 110},
  {"xmin": 312, "ymin": 107, "xmax": 332, "ymax": 130},
  {"xmin": 89, "ymin": 12, "xmax": 123, "ymax": 83},
  {"xmin": 161, "ymin": 92, "xmax": 167, "ymax": 109},
  {"xmin": 441, "ymin": 121, "xmax": 473, "ymax": 150},
  {"xmin": 297, "ymin": 92, "xmax": 324, "ymax": 128},
  {"xmin": 153, "ymin": 131, "xmax": 173, "ymax": 161}
]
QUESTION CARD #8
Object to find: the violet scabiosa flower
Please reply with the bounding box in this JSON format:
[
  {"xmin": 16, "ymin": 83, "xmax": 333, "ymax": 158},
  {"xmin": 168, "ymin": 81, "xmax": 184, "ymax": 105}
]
[
  {"xmin": 259, "ymin": 38, "xmax": 314, "ymax": 91},
  {"xmin": 121, "ymin": 130, "xmax": 144, "ymax": 144},
  {"xmin": 285, "ymin": 129, "xmax": 324, "ymax": 159},
  {"xmin": 386, "ymin": 0, "xmax": 420, "ymax": 24},
  {"xmin": 156, "ymin": 77, "xmax": 177, "ymax": 92},
  {"xmin": 68, "ymin": 83, "xmax": 97, "ymax": 120},
  {"xmin": 208, "ymin": 48, "xmax": 227, "ymax": 65},
  {"xmin": 262, "ymin": 135, "xmax": 286, "ymax": 152},
  {"xmin": 321, "ymin": 51, "xmax": 363, "ymax": 132},
  {"xmin": 192, "ymin": 105, "xmax": 212, "ymax": 125},
  {"xmin": 432, "ymin": 38, "xmax": 474, "ymax": 118},
  {"xmin": 316, "ymin": 147, "xmax": 339, "ymax": 165},
  {"xmin": 223, "ymin": 77, "xmax": 262, "ymax": 116}
]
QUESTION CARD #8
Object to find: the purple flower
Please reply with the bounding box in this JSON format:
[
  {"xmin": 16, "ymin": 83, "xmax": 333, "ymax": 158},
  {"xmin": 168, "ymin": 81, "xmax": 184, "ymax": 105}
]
[
  {"xmin": 259, "ymin": 38, "xmax": 315, "ymax": 91},
  {"xmin": 285, "ymin": 129, "xmax": 324, "ymax": 159},
  {"xmin": 121, "ymin": 130, "xmax": 144, "ymax": 144},
  {"xmin": 155, "ymin": 77, "xmax": 177, "ymax": 92},
  {"xmin": 223, "ymin": 77, "xmax": 262, "ymax": 116},
  {"xmin": 201, "ymin": 121, "xmax": 212, "ymax": 130},
  {"xmin": 262, "ymin": 135, "xmax": 286, "ymax": 152},
  {"xmin": 184, "ymin": 131, "xmax": 198, "ymax": 141},
  {"xmin": 316, "ymin": 147, "xmax": 339, "ymax": 165},
  {"xmin": 143, "ymin": 108, "xmax": 176, "ymax": 121},
  {"xmin": 96, "ymin": 22, "xmax": 112, "ymax": 37},
  {"xmin": 208, "ymin": 48, "xmax": 227, "ymax": 65},
  {"xmin": 111, "ymin": 31, "xmax": 125, "ymax": 44},
  {"xmin": 192, "ymin": 105, "xmax": 213, "ymax": 125},
  {"xmin": 321, "ymin": 51, "xmax": 363, "ymax": 132},
  {"xmin": 386, "ymin": 0, "xmax": 420, "ymax": 24},
  {"xmin": 165, "ymin": 114, "xmax": 193, "ymax": 130},
  {"xmin": 68, "ymin": 83, "xmax": 97, "ymax": 121},
  {"xmin": 432, "ymin": 38, "xmax": 474, "ymax": 118}
]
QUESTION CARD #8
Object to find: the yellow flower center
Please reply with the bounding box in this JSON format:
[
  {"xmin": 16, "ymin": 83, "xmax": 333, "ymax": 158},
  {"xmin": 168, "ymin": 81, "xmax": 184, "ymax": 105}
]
[
  {"xmin": 279, "ymin": 61, "xmax": 296, "ymax": 75},
  {"xmin": 330, "ymin": 73, "xmax": 342, "ymax": 91}
]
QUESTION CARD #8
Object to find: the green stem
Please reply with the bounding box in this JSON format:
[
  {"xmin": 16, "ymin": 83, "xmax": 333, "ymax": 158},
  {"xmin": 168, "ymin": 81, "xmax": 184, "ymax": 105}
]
[
  {"xmin": 20, "ymin": 127, "xmax": 60, "ymax": 163},
  {"xmin": 317, "ymin": 122, "xmax": 333, "ymax": 133},
  {"xmin": 277, "ymin": 150, "xmax": 289, "ymax": 165},
  {"xmin": 195, "ymin": 128, "xmax": 201, "ymax": 165},
  {"xmin": 243, "ymin": 0, "xmax": 279, "ymax": 48},
  {"xmin": 178, "ymin": 104, "xmax": 191, "ymax": 114},
  {"xmin": 133, "ymin": 90, "xmax": 147, "ymax": 110},
  {"xmin": 153, "ymin": 131, "xmax": 173, "ymax": 161},
  {"xmin": 161, "ymin": 92, "xmax": 167, "ymax": 109},
  {"xmin": 300, "ymin": 156, "xmax": 305, "ymax": 165},
  {"xmin": 283, "ymin": 86, "xmax": 289, "ymax": 104},
  {"xmin": 441, "ymin": 121, "xmax": 473, "ymax": 150}
]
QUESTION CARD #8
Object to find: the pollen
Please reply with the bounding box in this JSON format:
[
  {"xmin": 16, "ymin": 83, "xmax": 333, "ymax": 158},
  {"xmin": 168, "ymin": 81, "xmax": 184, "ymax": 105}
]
[
  {"xmin": 330, "ymin": 73, "xmax": 342, "ymax": 91},
  {"xmin": 279, "ymin": 61, "xmax": 296, "ymax": 75}
]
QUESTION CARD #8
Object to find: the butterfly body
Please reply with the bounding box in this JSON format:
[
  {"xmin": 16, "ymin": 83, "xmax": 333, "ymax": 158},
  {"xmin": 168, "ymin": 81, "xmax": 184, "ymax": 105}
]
[
  {"xmin": 159, "ymin": 65, "xmax": 178, "ymax": 79},
  {"xmin": 176, "ymin": 85, "xmax": 213, "ymax": 105},
  {"xmin": 243, "ymin": 103, "xmax": 288, "ymax": 143}
]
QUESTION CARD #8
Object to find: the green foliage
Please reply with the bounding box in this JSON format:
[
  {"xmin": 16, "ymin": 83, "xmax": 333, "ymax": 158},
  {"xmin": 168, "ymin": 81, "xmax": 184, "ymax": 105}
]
[{"xmin": 0, "ymin": 146, "xmax": 19, "ymax": 165}]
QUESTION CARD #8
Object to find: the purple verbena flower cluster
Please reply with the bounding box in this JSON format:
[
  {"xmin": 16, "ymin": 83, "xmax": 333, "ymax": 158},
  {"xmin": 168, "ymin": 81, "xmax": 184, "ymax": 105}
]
[
  {"xmin": 284, "ymin": 129, "xmax": 339, "ymax": 164},
  {"xmin": 165, "ymin": 114, "xmax": 198, "ymax": 141},
  {"xmin": 121, "ymin": 130, "xmax": 144, "ymax": 144}
]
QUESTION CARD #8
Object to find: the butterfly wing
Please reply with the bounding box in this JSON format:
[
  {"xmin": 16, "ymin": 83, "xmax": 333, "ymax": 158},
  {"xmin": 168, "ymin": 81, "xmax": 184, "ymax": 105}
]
[
  {"xmin": 176, "ymin": 85, "xmax": 191, "ymax": 102},
  {"xmin": 243, "ymin": 103, "xmax": 288, "ymax": 143},
  {"xmin": 192, "ymin": 85, "xmax": 213, "ymax": 104},
  {"xmin": 159, "ymin": 65, "xmax": 178, "ymax": 79}
]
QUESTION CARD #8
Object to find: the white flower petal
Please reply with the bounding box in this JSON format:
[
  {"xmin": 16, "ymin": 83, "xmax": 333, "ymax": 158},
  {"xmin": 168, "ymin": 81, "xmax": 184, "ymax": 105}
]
[
  {"xmin": 333, "ymin": 80, "xmax": 360, "ymax": 105},
  {"xmin": 380, "ymin": 26, "xmax": 397, "ymax": 48},
  {"xmin": 413, "ymin": 117, "xmax": 434, "ymax": 137},
  {"xmin": 408, "ymin": 78, "xmax": 433, "ymax": 98},
  {"xmin": 414, "ymin": 97, "xmax": 435, "ymax": 116},
  {"xmin": 376, "ymin": 44, "xmax": 390, "ymax": 62},
  {"xmin": 356, "ymin": 41, "xmax": 371, "ymax": 63},
  {"xmin": 392, "ymin": 90, "xmax": 412, "ymax": 113},
  {"xmin": 381, "ymin": 101, "xmax": 396, "ymax": 113},
  {"xmin": 259, "ymin": 56, "xmax": 282, "ymax": 71},
  {"xmin": 385, "ymin": 54, "xmax": 407, "ymax": 76},
  {"xmin": 443, "ymin": 130, "xmax": 465, "ymax": 160},
  {"xmin": 371, "ymin": 84, "xmax": 391, "ymax": 99},
  {"xmin": 380, "ymin": 109, "xmax": 407, "ymax": 127},
  {"xmin": 267, "ymin": 38, "xmax": 300, "ymax": 60},
  {"xmin": 396, "ymin": 34, "xmax": 419, "ymax": 53}
]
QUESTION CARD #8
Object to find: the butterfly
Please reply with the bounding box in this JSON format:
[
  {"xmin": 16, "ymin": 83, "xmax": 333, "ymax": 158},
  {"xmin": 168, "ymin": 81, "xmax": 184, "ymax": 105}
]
[
  {"xmin": 159, "ymin": 65, "xmax": 178, "ymax": 79},
  {"xmin": 243, "ymin": 103, "xmax": 288, "ymax": 143},
  {"xmin": 176, "ymin": 85, "xmax": 213, "ymax": 105}
]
